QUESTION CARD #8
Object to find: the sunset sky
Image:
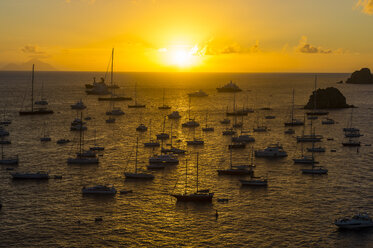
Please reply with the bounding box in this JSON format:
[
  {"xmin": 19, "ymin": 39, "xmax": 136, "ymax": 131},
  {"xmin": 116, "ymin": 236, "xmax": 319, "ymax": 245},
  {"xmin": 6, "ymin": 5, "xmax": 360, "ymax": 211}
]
[{"xmin": 0, "ymin": 0, "xmax": 373, "ymax": 72}]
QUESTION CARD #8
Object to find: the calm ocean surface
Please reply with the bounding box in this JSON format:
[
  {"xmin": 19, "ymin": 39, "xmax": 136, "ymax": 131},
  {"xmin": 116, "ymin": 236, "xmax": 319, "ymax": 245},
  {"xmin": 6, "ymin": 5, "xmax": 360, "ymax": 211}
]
[{"xmin": 0, "ymin": 71, "xmax": 373, "ymax": 247}]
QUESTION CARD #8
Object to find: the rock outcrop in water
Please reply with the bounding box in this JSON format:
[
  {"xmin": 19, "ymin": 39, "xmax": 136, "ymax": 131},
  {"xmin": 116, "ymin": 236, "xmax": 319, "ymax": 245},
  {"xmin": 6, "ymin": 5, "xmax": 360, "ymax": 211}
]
[
  {"xmin": 346, "ymin": 68, "xmax": 373, "ymax": 84},
  {"xmin": 304, "ymin": 87, "xmax": 352, "ymax": 109}
]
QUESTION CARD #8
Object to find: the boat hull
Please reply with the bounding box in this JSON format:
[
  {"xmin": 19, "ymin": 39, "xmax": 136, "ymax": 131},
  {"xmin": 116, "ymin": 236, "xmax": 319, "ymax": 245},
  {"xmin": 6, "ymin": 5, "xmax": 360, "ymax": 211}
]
[{"xmin": 171, "ymin": 193, "xmax": 214, "ymax": 202}]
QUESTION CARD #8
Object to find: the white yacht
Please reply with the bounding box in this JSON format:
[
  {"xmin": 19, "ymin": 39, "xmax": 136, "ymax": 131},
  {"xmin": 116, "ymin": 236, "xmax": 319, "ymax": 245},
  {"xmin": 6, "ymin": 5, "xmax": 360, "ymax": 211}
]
[
  {"xmin": 216, "ymin": 81, "xmax": 242, "ymax": 92},
  {"xmin": 149, "ymin": 154, "xmax": 179, "ymax": 165},
  {"xmin": 188, "ymin": 90, "xmax": 208, "ymax": 97},
  {"xmin": 11, "ymin": 171, "xmax": 49, "ymax": 179},
  {"xmin": 71, "ymin": 99, "xmax": 87, "ymax": 110},
  {"xmin": 82, "ymin": 185, "xmax": 117, "ymax": 195},
  {"xmin": 334, "ymin": 213, "xmax": 373, "ymax": 229},
  {"xmin": 168, "ymin": 111, "xmax": 181, "ymax": 119},
  {"xmin": 255, "ymin": 144, "xmax": 287, "ymax": 157}
]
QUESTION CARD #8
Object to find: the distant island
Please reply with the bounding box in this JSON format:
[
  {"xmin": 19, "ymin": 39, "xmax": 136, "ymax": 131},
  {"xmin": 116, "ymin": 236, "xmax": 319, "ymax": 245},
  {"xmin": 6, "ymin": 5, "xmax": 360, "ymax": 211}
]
[
  {"xmin": 304, "ymin": 87, "xmax": 353, "ymax": 109},
  {"xmin": 346, "ymin": 68, "xmax": 373, "ymax": 84},
  {"xmin": 0, "ymin": 59, "xmax": 57, "ymax": 71}
]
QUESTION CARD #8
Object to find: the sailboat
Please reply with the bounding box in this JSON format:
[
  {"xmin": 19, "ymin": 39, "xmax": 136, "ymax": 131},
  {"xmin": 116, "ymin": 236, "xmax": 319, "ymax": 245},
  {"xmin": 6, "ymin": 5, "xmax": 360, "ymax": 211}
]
[
  {"xmin": 19, "ymin": 65, "xmax": 53, "ymax": 115},
  {"xmin": 156, "ymin": 116, "xmax": 170, "ymax": 140},
  {"xmin": 217, "ymin": 149, "xmax": 253, "ymax": 175},
  {"xmin": 186, "ymin": 127, "xmax": 204, "ymax": 146},
  {"xmin": 202, "ymin": 112, "xmax": 214, "ymax": 132},
  {"xmin": 67, "ymin": 114, "xmax": 99, "ymax": 164},
  {"xmin": 144, "ymin": 120, "xmax": 160, "ymax": 147},
  {"xmin": 182, "ymin": 96, "xmax": 200, "ymax": 127},
  {"xmin": 0, "ymin": 108, "xmax": 11, "ymax": 125},
  {"xmin": 128, "ymin": 83, "xmax": 146, "ymax": 108},
  {"xmin": 89, "ymin": 130, "xmax": 105, "ymax": 151},
  {"xmin": 240, "ymin": 149, "xmax": 268, "ymax": 186},
  {"xmin": 40, "ymin": 122, "xmax": 51, "ymax": 142},
  {"xmin": 171, "ymin": 153, "xmax": 214, "ymax": 202},
  {"xmin": 0, "ymin": 143, "xmax": 19, "ymax": 165},
  {"xmin": 34, "ymin": 81, "xmax": 48, "ymax": 105},
  {"xmin": 306, "ymin": 75, "xmax": 329, "ymax": 116},
  {"xmin": 296, "ymin": 120, "xmax": 323, "ymax": 142},
  {"xmin": 284, "ymin": 89, "xmax": 304, "ymax": 126},
  {"xmin": 226, "ymin": 93, "xmax": 248, "ymax": 116},
  {"xmin": 293, "ymin": 142, "xmax": 318, "ymax": 164},
  {"xmin": 158, "ymin": 88, "xmax": 171, "ymax": 109},
  {"xmin": 343, "ymin": 109, "xmax": 362, "ymax": 137},
  {"xmin": 161, "ymin": 122, "xmax": 186, "ymax": 154},
  {"xmin": 125, "ymin": 138, "xmax": 154, "ymax": 179}
]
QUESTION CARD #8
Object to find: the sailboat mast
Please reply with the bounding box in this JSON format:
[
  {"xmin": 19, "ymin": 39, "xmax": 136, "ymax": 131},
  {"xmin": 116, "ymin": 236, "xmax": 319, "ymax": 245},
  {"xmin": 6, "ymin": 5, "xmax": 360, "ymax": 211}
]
[
  {"xmin": 162, "ymin": 88, "xmax": 165, "ymax": 106},
  {"xmin": 111, "ymin": 48, "xmax": 114, "ymax": 87},
  {"xmin": 31, "ymin": 64, "xmax": 34, "ymax": 112},
  {"xmin": 185, "ymin": 159, "xmax": 188, "ymax": 195},
  {"xmin": 230, "ymin": 148, "xmax": 233, "ymax": 169},
  {"xmin": 135, "ymin": 137, "xmax": 138, "ymax": 173},
  {"xmin": 79, "ymin": 113, "xmax": 83, "ymax": 155},
  {"xmin": 196, "ymin": 152, "xmax": 199, "ymax": 193},
  {"xmin": 188, "ymin": 96, "xmax": 191, "ymax": 120},
  {"xmin": 314, "ymin": 75, "xmax": 317, "ymax": 110},
  {"xmin": 291, "ymin": 89, "xmax": 294, "ymax": 122}
]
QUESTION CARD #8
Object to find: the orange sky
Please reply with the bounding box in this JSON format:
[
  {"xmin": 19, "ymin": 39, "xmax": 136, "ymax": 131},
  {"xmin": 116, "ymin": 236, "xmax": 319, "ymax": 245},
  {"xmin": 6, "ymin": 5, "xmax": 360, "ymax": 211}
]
[{"xmin": 1, "ymin": 0, "xmax": 373, "ymax": 72}]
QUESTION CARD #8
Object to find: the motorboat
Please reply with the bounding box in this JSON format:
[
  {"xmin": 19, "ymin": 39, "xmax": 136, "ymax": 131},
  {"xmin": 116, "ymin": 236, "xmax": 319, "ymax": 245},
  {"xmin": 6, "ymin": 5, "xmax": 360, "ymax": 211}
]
[
  {"xmin": 161, "ymin": 147, "xmax": 186, "ymax": 154},
  {"xmin": 67, "ymin": 155, "xmax": 99, "ymax": 164},
  {"xmin": 188, "ymin": 90, "xmax": 208, "ymax": 97},
  {"xmin": 11, "ymin": 171, "xmax": 49, "ymax": 179},
  {"xmin": 284, "ymin": 128, "xmax": 295, "ymax": 134},
  {"xmin": 232, "ymin": 135, "xmax": 255, "ymax": 143},
  {"xmin": 186, "ymin": 138, "xmax": 204, "ymax": 146},
  {"xmin": 322, "ymin": 118, "xmax": 335, "ymax": 125},
  {"xmin": 156, "ymin": 133, "xmax": 169, "ymax": 140},
  {"xmin": 301, "ymin": 165, "xmax": 328, "ymax": 174},
  {"xmin": 265, "ymin": 115, "xmax": 276, "ymax": 119},
  {"xmin": 334, "ymin": 213, "xmax": 373, "ymax": 229},
  {"xmin": 202, "ymin": 127, "xmax": 214, "ymax": 132},
  {"xmin": 228, "ymin": 143, "xmax": 246, "ymax": 149},
  {"xmin": 253, "ymin": 126, "xmax": 268, "ymax": 132},
  {"xmin": 106, "ymin": 107, "xmax": 124, "ymax": 115},
  {"xmin": 168, "ymin": 111, "xmax": 181, "ymax": 119},
  {"xmin": 255, "ymin": 144, "xmax": 287, "ymax": 157},
  {"xmin": 216, "ymin": 81, "xmax": 242, "ymax": 92},
  {"xmin": 82, "ymin": 185, "xmax": 117, "ymax": 195},
  {"xmin": 149, "ymin": 154, "xmax": 179, "ymax": 164},
  {"xmin": 344, "ymin": 130, "xmax": 363, "ymax": 138},
  {"xmin": 106, "ymin": 117, "xmax": 115, "ymax": 123},
  {"xmin": 136, "ymin": 124, "xmax": 148, "ymax": 132},
  {"xmin": 293, "ymin": 156, "xmax": 318, "ymax": 164},
  {"xmin": 240, "ymin": 177, "xmax": 268, "ymax": 187},
  {"xmin": 223, "ymin": 129, "xmax": 236, "ymax": 136},
  {"xmin": 144, "ymin": 140, "xmax": 160, "ymax": 147},
  {"xmin": 40, "ymin": 137, "xmax": 51, "ymax": 142},
  {"xmin": 306, "ymin": 146, "xmax": 325, "ymax": 152},
  {"xmin": 57, "ymin": 139, "xmax": 70, "ymax": 144},
  {"xmin": 342, "ymin": 139, "xmax": 361, "ymax": 147},
  {"xmin": 182, "ymin": 119, "xmax": 200, "ymax": 128},
  {"xmin": 220, "ymin": 119, "xmax": 231, "ymax": 124},
  {"xmin": 71, "ymin": 100, "xmax": 86, "ymax": 110},
  {"xmin": 0, "ymin": 127, "xmax": 10, "ymax": 137}
]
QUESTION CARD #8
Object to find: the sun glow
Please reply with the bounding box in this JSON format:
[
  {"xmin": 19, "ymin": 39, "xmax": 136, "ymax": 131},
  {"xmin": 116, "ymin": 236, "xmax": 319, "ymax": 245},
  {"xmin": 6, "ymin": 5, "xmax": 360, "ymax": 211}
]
[{"xmin": 159, "ymin": 45, "xmax": 199, "ymax": 69}]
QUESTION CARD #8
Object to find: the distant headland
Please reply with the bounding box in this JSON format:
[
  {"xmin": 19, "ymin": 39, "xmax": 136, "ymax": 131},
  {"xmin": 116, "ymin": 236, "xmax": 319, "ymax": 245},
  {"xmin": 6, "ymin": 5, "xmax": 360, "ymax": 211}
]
[{"xmin": 345, "ymin": 68, "xmax": 373, "ymax": 84}]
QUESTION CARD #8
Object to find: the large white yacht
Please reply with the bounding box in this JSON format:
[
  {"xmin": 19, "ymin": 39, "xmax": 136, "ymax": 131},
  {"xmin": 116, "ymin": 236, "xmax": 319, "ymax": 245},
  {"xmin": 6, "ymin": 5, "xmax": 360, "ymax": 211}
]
[
  {"xmin": 82, "ymin": 185, "xmax": 117, "ymax": 195},
  {"xmin": 255, "ymin": 144, "xmax": 287, "ymax": 157},
  {"xmin": 334, "ymin": 213, "xmax": 373, "ymax": 229},
  {"xmin": 216, "ymin": 81, "xmax": 242, "ymax": 92}
]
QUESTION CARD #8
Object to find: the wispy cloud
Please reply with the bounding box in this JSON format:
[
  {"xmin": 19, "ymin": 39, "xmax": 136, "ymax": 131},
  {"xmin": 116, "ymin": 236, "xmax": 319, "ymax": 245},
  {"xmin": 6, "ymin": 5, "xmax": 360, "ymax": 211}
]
[
  {"xmin": 193, "ymin": 40, "xmax": 261, "ymax": 56},
  {"xmin": 21, "ymin": 45, "xmax": 45, "ymax": 55},
  {"xmin": 296, "ymin": 36, "xmax": 332, "ymax": 54},
  {"xmin": 356, "ymin": 0, "xmax": 373, "ymax": 14}
]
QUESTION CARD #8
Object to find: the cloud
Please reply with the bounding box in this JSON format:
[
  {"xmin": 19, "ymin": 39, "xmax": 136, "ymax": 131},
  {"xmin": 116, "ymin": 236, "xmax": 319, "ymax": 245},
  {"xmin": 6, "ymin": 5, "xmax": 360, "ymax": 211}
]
[
  {"xmin": 356, "ymin": 0, "xmax": 373, "ymax": 14},
  {"xmin": 21, "ymin": 45, "xmax": 45, "ymax": 55},
  {"xmin": 193, "ymin": 39, "xmax": 261, "ymax": 56},
  {"xmin": 296, "ymin": 36, "xmax": 332, "ymax": 54}
]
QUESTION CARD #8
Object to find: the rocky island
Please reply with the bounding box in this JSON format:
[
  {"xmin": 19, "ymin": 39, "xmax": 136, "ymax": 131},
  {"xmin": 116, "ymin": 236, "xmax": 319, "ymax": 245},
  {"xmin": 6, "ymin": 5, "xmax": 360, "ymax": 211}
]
[
  {"xmin": 346, "ymin": 68, "xmax": 373, "ymax": 84},
  {"xmin": 304, "ymin": 87, "xmax": 353, "ymax": 109}
]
